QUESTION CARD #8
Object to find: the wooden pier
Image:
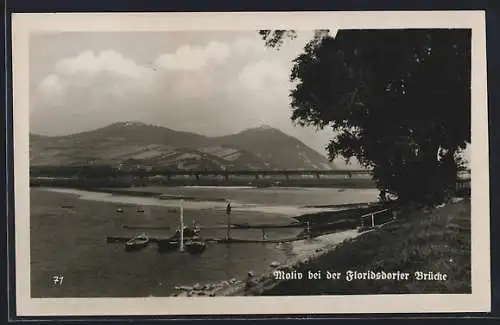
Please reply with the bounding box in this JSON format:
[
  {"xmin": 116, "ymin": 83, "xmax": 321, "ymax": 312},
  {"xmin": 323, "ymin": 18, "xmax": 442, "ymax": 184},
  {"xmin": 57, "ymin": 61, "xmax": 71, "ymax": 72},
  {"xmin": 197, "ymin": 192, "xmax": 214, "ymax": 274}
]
[
  {"xmin": 122, "ymin": 224, "xmax": 236, "ymax": 230},
  {"xmin": 106, "ymin": 235, "xmax": 306, "ymax": 244},
  {"xmin": 108, "ymin": 203, "xmax": 395, "ymax": 248},
  {"xmin": 121, "ymin": 223, "xmax": 305, "ymax": 230}
]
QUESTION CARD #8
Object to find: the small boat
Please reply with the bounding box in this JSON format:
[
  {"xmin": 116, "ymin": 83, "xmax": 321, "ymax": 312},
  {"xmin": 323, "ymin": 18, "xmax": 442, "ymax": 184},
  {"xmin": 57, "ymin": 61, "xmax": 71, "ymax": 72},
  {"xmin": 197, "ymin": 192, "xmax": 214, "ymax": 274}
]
[
  {"xmin": 173, "ymin": 226, "xmax": 200, "ymax": 239},
  {"xmin": 185, "ymin": 240, "xmax": 207, "ymax": 254},
  {"xmin": 125, "ymin": 233, "xmax": 150, "ymax": 251},
  {"xmin": 157, "ymin": 239, "xmax": 179, "ymax": 252}
]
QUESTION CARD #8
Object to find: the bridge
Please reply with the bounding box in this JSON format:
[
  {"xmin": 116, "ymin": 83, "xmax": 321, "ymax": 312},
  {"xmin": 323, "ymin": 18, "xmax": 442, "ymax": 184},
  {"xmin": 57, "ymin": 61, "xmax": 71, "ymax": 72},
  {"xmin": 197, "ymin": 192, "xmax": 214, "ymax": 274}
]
[
  {"xmin": 140, "ymin": 168, "xmax": 471, "ymax": 181},
  {"xmin": 30, "ymin": 166, "xmax": 470, "ymax": 192},
  {"xmin": 30, "ymin": 165, "xmax": 471, "ymax": 180},
  {"xmin": 143, "ymin": 169, "xmax": 371, "ymax": 180}
]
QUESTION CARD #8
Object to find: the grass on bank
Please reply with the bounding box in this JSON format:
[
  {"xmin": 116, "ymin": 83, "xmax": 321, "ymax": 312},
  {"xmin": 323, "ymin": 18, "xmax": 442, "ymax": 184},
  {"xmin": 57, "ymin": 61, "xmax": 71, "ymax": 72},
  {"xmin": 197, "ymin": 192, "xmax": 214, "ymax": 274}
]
[{"xmin": 262, "ymin": 199, "xmax": 471, "ymax": 295}]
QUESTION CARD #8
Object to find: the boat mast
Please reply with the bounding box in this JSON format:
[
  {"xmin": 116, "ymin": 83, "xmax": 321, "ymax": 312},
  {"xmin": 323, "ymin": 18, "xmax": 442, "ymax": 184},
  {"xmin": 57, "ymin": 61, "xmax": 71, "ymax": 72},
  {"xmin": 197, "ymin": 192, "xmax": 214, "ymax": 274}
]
[{"xmin": 179, "ymin": 199, "xmax": 184, "ymax": 252}]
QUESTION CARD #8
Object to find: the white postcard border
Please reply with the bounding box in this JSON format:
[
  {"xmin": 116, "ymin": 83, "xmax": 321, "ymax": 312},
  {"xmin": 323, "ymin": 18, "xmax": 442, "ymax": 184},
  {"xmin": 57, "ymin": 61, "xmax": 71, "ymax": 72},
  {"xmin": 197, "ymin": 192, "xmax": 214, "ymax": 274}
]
[{"xmin": 12, "ymin": 11, "xmax": 490, "ymax": 316}]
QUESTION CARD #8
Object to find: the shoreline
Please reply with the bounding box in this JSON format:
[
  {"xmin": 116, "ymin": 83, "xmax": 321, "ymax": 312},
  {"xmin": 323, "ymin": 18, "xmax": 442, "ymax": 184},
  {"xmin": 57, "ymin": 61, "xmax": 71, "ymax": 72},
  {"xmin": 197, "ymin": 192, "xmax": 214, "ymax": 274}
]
[
  {"xmin": 32, "ymin": 186, "xmax": 389, "ymax": 237},
  {"xmin": 172, "ymin": 228, "xmax": 367, "ymax": 297},
  {"xmin": 171, "ymin": 198, "xmax": 470, "ymax": 297},
  {"xmin": 33, "ymin": 186, "xmax": 381, "ymax": 220},
  {"xmin": 262, "ymin": 198, "xmax": 471, "ymax": 295}
]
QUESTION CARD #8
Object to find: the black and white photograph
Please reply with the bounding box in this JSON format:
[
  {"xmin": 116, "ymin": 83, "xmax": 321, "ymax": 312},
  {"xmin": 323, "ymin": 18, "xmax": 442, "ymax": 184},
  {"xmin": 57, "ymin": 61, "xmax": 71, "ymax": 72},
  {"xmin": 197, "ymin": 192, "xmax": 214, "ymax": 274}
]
[{"xmin": 12, "ymin": 11, "xmax": 490, "ymax": 316}]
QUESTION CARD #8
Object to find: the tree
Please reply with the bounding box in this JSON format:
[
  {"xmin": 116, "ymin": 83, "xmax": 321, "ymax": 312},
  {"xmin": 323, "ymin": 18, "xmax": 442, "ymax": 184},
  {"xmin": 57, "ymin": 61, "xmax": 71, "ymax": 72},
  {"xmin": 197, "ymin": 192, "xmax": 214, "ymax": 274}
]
[{"xmin": 260, "ymin": 29, "xmax": 471, "ymax": 205}]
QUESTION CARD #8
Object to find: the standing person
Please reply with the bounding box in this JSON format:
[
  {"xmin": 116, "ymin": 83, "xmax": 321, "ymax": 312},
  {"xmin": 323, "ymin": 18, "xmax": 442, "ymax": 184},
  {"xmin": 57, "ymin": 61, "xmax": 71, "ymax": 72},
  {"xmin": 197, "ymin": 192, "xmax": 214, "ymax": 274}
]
[
  {"xmin": 305, "ymin": 221, "xmax": 312, "ymax": 239},
  {"xmin": 226, "ymin": 201, "xmax": 232, "ymax": 240}
]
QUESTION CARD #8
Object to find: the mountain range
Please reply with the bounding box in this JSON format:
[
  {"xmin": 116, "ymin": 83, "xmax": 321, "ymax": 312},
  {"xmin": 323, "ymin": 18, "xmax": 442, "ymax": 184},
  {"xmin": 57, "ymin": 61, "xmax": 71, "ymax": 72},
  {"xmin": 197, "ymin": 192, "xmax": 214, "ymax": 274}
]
[{"xmin": 29, "ymin": 122, "xmax": 336, "ymax": 170}]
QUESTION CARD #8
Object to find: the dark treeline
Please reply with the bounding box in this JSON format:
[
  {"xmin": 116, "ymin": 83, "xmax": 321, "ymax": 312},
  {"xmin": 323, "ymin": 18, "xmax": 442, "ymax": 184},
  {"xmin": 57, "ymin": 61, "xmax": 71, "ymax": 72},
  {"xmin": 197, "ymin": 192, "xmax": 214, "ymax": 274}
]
[{"xmin": 261, "ymin": 29, "xmax": 471, "ymax": 205}]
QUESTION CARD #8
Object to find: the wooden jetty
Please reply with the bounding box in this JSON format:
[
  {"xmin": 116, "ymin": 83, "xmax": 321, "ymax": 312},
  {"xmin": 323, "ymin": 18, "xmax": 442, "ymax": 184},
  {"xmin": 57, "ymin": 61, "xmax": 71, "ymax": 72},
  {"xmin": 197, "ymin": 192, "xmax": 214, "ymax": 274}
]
[
  {"xmin": 122, "ymin": 224, "xmax": 233, "ymax": 230},
  {"xmin": 232, "ymin": 223, "xmax": 304, "ymax": 229},
  {"xmin": 107, "ymin": 235, "xmax": 168, "ymax": 244},
  {"xmin": 212, "ymin": 236, "xmax": 307, "ymax": 244},
  {"xmin": 122, "ymin": 225, "xmax": 173, "ymax": 230},
  {"xmin": 108, "ymin": 201, "xmax": 392, "ymax": 249},
  {"xmin": 121, "ymin": 223, "xmax": 304, "ymax": 230},
  {"xmin": 106, "ymin": 234, "xmax": 306, "ymax": 244}
]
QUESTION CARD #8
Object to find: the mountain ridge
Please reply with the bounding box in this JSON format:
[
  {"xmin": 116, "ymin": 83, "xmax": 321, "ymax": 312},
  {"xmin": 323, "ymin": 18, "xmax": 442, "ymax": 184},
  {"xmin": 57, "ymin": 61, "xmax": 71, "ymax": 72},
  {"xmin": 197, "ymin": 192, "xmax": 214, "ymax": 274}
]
[{"xmin": 29, "ymin": 121, "xmax": 335, "ymax": 170}]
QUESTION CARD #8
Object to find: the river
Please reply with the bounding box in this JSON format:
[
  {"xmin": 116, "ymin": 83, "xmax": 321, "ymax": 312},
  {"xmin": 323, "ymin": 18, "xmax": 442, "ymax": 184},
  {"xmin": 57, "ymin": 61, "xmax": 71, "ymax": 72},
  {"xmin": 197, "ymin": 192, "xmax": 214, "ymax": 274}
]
[{"xmin": 30, "ymin": 186, "xmax": 379, "ymax": 298}]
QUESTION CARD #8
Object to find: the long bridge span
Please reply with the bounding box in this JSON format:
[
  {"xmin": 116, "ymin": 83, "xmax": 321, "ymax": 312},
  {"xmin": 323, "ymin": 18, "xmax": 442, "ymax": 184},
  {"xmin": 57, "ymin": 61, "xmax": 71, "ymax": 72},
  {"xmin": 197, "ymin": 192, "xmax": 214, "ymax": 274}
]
[
  {"xmin": 127, "ymin": 168, "xmax": 470, "ymax": 181},
  {"xmin": 30, "ymin": 165, "xmax": 372, "ymax": 179},
  {"xmin": 29, "ymin": 166, "xmax": 471, "ymax": 189},
  {"xmin": 30, "ymin": 166, "xmax": 471, "ymax": 179},
  {"xmin": 144, "ymin": 169, "xmax": 370, "ymax": 180}
]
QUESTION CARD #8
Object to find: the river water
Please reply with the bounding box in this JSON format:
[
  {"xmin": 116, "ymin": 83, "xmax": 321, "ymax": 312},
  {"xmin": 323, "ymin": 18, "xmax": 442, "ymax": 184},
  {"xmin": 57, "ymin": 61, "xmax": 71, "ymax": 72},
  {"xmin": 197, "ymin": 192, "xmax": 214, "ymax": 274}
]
[{"xmin": 30, "ymin": 186, "xmax": 379, "ymax": 298}]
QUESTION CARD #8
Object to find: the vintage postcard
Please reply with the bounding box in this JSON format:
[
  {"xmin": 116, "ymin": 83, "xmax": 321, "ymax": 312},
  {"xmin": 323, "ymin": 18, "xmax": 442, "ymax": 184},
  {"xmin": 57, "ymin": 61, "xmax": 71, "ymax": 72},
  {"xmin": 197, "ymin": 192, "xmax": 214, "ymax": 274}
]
[{"xmin": 12, "ymin": 11, "xmax": 490, "ymax": 316}]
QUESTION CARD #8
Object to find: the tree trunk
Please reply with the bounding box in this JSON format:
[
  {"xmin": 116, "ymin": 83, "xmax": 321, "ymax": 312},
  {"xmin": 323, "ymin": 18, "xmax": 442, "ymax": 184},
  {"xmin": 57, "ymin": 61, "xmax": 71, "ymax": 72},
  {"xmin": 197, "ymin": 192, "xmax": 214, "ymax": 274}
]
[{"xmin": 419, "ymin": 141, "xmax": 443, "ymax": 204}]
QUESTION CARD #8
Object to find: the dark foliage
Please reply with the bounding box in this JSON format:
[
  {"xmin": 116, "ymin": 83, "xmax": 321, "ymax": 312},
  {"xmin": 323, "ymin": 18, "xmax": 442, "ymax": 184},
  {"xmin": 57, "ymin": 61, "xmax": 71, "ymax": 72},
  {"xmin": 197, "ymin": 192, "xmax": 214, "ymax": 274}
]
[{"xmin": 260, "ymin": 29, "xmax": 471, "ymax": 205}]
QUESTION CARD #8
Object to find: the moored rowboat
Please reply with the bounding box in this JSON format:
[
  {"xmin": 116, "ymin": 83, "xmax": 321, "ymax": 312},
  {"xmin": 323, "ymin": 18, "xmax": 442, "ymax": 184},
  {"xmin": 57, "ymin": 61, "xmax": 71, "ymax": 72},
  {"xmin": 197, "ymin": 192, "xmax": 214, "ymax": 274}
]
[
  {"xmin": 125, "ymin": 233, "xmax": 150, "ymax": 251},
  {"xmin": 157, "ymin": 239, "xmax": 179, "ymax": 252},
  {"xmin": 185, "ymin": 240, "xmax": 207, "ymax": 254}
]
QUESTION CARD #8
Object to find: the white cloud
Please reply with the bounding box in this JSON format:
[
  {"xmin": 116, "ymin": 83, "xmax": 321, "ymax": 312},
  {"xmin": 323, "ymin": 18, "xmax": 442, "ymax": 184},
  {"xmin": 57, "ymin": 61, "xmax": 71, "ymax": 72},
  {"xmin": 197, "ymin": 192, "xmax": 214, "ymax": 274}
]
[
  {"xmin": 154, "ymin": 38, "xmax": 271, "ymax": 71},
  {"xmin": 38, "ymin": 74, "xmax": 66, "ymax": 95},
  {"xmin": 235, "ymin": 59, "xmax": 289, "ymax": 92},
  {"xmin": 205, "ymin": 41, "xmax": 232, "ymax": 61},
  {"xmin": 155, "ymin": 41, "xmax": 231, "ymax": 70},
  {"xmin": 36, "ymin": 50, "xmax": 158, "ymax": 102},
  {"xmin": 35, "ymin": 39, "xmax": 277, "ymax": 105},
  {"xmin": 55, "ymin": 50, "xmax": 151, "ymax": 78}
]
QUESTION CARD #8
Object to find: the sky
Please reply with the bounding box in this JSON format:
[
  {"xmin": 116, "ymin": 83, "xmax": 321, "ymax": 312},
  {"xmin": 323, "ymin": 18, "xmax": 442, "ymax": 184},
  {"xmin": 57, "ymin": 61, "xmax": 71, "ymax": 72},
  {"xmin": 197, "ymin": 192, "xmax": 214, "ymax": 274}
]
[
  {"xmin": 30, "ymin": 31, "xmax": 363, "ymax": 165},
  {"xmin": 29, "ymin": 30, "xmax": 469, "ymax": 168}
]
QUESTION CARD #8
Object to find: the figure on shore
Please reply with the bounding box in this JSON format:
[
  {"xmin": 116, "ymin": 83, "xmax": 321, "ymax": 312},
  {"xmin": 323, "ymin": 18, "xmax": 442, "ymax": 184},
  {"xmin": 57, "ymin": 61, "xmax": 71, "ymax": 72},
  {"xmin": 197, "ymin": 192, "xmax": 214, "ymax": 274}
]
[
  {"xmin": 305, "ymin": 221, "xmax": 312, "ymax": 239},
  {"xmin": 226, "ymin": 201, "xmax": 232, "ymax": 240}
]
